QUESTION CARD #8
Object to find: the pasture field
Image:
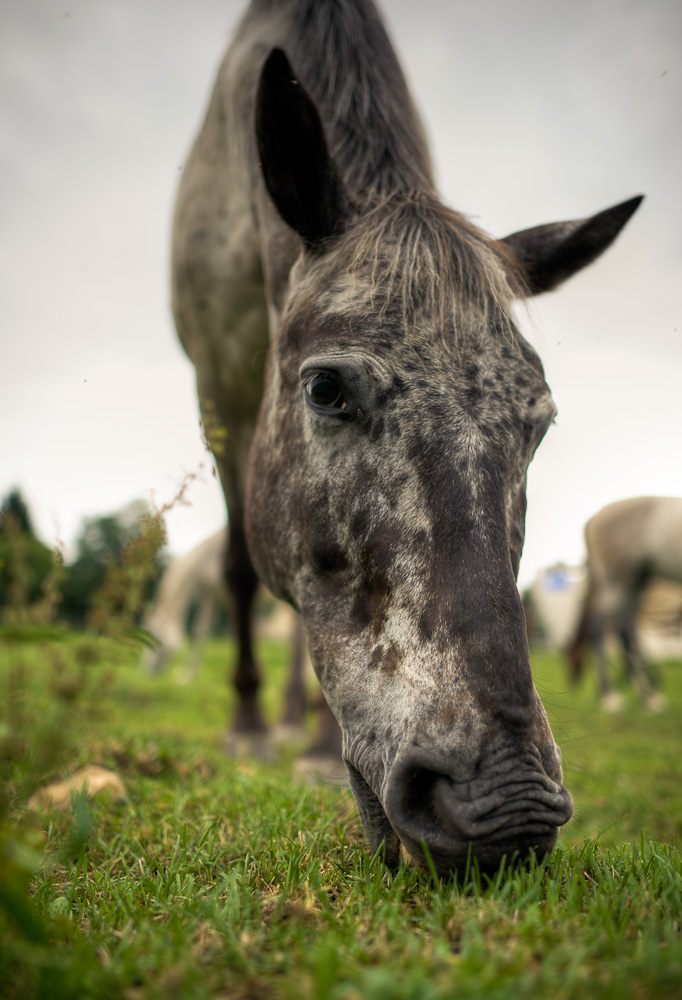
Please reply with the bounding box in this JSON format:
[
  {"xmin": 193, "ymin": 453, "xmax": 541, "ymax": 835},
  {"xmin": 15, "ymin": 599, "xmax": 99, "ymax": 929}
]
[{"xmin": 2, "ymin": 633, "xmax": 681, "ymax": 1000}]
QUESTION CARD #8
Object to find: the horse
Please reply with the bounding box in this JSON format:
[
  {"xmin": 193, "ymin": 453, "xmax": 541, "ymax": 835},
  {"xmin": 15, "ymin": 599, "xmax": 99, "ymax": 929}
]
[
  {"xmin": 142, "ymin": 529, "xmax": 228, "ymax": 677},
  {"xmin": 171, "ymin": 0, "xmax": 642, "ymax": 875},
  {"xmin": 567, "ymin": 497, "xmax": 682, "ymax": 712}
]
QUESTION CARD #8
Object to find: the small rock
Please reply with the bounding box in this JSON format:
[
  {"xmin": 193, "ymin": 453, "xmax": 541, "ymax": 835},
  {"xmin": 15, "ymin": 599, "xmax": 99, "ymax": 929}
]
[{"xmin": 27, "ymin": 765, "xmax": 127, "ymax": 811}]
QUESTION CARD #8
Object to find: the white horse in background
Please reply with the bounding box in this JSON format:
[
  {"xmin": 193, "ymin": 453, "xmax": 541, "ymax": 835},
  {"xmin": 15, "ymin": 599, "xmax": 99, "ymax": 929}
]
[
  {"xmin": 567, "ymin": 497, "xmax": 682, "ymax": 711},
  {"xmin": 142, "ymin": 529, "xmax": 228, "ymax": 678}
]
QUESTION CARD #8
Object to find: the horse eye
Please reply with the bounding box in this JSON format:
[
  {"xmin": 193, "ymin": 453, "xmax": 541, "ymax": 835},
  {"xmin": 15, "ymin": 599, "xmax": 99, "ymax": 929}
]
[{"xmin": 305, "ymin": 374, "xmax": 345, "ymax": 410}]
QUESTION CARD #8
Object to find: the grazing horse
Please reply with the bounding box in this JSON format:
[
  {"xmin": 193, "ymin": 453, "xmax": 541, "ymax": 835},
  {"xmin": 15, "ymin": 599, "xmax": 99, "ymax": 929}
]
[
  {"xmin": 172, "ymin": 0, "xmax": 641, "ymax": 875},
  {"xmin": 567, "ymin": 497, "xmax": 682, "ymax": 711}
]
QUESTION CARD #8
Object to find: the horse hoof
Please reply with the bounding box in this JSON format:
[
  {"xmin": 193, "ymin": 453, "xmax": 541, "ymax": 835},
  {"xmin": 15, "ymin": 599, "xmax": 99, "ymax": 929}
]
[
  {"xmin": 222, "ymin": 731, "xmax": 275, "ymax": 760},
  {"xmin": 292, "ymin": 753, "xmax": 348, "ymax": 787},
  {"xmin": 601, "ymin": 692, "xmax": 626, "ymax": 713}
]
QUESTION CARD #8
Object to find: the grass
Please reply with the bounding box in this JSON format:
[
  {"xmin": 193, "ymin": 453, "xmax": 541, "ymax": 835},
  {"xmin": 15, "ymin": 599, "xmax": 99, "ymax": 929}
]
[{"xmin": 2, "ymin": 634, "xmax": 681, "ymax": 999}]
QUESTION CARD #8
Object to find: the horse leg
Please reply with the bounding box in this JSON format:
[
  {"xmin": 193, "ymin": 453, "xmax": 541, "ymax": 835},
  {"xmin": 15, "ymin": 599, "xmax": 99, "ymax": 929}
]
[
  {"xmin": 565, "ymin": 633, "xmax": 585, "ymax": 686},
  {"xmin": 565, "ymin": 584, "xmax": 595, "ymax": 685},
  {"xmin": 594, "ymin": 625, "xmax": 624, "ymax": 712},
  {"xmin": 590, "ymin": 582, "xmax": 625, "ymax": 712},
  {"xmin": 180, "ymin": 591, "xmax": 215, "ymax": 683},
  {"xmin": 274, "ymin": 614, "xmax": 308, "ymax": 743},
  {"xmin": 293, "ymin": 689, "xmax": 345, "ymax": 785},
  {"xmin": 273, "ymin": 615, "xmax": 345, "ymax": 782},
  {"xmin": 222, "ymin": 516, "xmax": 272, "ymax": 758},
  {"xmin": 619, "ymin": 593, "xmax": 666, "ymax": 712},
  {"xmin": 281, "ymin": 614, "xmax": 345, "ymax": 782}
]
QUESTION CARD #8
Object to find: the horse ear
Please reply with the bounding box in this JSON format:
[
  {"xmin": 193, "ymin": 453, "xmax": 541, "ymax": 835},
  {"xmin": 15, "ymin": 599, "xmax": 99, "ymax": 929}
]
[
  {"xmin": 256, "ymin": 48, "xmax": 350, "ymax": 250},
  {"xmin": 501, "ymin": 196, "xmax": 644, "ymax": 295}
]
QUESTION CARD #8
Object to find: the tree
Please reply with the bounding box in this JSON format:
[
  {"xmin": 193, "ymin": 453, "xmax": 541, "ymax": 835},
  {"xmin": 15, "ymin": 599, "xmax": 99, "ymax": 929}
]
[
  {"xmin": 59, "ymin": 500, "xmax": 165, "ymax": 625},
  {"xmin": 0, "ymin": 490, "xmax": 35, "ymax": 536},
  {"xmin": 0, "ymin": 489, "xmax": 54, "ymax": 611}
]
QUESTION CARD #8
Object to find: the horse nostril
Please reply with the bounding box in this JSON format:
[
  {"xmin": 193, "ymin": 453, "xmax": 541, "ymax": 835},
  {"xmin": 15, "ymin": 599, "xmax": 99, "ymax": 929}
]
[
  {"xmin": 388, "ymin": 760, "xmax": 464, "ymax": 839},
  {"xmin": 391, "ymin": 764, "xmax": 502, "ymax": 836},
  {"xmin": 398, "ymin": 765, "xmax": 442, "ymax": 823}
]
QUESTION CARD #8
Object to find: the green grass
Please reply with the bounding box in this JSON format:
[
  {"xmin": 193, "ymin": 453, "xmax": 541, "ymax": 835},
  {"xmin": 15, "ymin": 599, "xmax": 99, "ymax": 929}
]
[{"xmin": 2, "ymin": 636, "xmax": 681, "ymax": 999}]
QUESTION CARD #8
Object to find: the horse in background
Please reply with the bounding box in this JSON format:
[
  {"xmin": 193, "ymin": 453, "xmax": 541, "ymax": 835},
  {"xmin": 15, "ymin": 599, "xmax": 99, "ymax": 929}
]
[
  {"xmin": 172, "ymin": 0, "xmax": 641, "ymax": 874},
  {"xmin": 567, "ymin": 497, "xmax": 682, "ymax": 711},
  {"xmin": 142, "ymin": 529, "xmax": 228, "ymax": 678}
]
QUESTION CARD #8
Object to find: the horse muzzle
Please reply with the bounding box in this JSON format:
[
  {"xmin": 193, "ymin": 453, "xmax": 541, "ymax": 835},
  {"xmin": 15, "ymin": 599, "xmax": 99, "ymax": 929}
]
[{"xmin": 382, "ymin": 742, "xmax": 573, "ymax": 877}]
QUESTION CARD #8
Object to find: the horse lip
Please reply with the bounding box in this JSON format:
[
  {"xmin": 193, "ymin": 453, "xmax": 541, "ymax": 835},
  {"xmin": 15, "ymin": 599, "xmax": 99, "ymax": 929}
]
[
  {"xmin": 435, "ymin": 777, "xmax": 574, "ymax": 839},
  {"xmin": 382, "ymin": 746, "xmax": 573, "ymax": 876}
]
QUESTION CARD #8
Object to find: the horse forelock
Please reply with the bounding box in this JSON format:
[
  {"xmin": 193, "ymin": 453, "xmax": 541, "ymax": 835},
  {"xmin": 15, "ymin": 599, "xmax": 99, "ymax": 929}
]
[{"xmin": 289, "ymin": 191, "xmax": 527, "ymax": 355}]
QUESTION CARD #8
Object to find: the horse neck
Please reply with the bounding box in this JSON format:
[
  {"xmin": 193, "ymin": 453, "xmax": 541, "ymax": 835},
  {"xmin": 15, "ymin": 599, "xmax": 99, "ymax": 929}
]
[{"xmin": 262, "ymin": 0, "xmax": 435, "ymax": 197}]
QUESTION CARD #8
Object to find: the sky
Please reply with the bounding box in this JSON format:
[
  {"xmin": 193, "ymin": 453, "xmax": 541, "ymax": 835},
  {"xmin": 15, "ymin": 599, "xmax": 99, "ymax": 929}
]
[{"xmin": 1, "ymin": 0, "xmax": 680, "ymax": 589}]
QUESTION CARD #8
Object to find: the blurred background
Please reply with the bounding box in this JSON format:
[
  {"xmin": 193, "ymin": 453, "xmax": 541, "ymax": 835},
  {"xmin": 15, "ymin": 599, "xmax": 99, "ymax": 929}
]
[{"xmin": 1, "ymin": 0, "xmax": 680, "ymax": 592}]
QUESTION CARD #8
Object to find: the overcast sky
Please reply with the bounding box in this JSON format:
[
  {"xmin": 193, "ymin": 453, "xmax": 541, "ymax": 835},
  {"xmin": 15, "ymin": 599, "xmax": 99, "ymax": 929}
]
[{"xmin": 1, "ymin": 0, "xmax": 680, "ymax": 588}]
